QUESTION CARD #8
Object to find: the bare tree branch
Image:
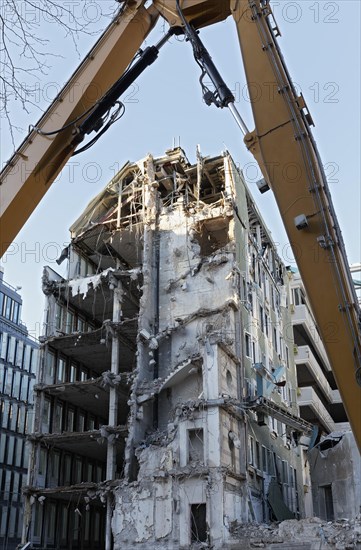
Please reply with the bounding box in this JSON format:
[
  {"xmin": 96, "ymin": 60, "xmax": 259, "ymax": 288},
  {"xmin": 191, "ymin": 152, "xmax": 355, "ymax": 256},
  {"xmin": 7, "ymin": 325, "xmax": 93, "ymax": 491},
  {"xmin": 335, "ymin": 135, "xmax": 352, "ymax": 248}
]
[{"xmin": 0, "ymin": 0, "xmax": 119, "ymax": 149}]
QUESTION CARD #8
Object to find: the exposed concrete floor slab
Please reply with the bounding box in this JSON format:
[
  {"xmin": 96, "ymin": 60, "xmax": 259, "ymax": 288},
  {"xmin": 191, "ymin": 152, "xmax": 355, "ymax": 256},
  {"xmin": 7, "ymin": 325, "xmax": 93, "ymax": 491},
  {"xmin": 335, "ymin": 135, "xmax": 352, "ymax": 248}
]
[{"xmin": 30, "ymin": 428, "xmax": 127, "ymax": 461}]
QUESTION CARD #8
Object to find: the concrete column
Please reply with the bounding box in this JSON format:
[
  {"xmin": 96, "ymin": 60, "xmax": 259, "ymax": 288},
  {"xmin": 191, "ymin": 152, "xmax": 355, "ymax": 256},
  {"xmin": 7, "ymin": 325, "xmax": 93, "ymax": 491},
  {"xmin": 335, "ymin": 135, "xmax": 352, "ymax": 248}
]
[
  {"xmin": 124, "ymin": 162, "xmax": 158, "ymax": 480},
  {"xmin": 105, "ymin": 279, "xmax": 122, "ymax": 550}
]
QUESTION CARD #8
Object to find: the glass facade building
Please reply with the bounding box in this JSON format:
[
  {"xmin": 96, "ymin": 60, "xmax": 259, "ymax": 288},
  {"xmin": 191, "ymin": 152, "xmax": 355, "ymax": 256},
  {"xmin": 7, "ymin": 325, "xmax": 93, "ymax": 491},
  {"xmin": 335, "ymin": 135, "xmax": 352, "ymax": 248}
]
[{"xmin": 0, "ymin": 268, "xmax": 38, "ymax": 550}]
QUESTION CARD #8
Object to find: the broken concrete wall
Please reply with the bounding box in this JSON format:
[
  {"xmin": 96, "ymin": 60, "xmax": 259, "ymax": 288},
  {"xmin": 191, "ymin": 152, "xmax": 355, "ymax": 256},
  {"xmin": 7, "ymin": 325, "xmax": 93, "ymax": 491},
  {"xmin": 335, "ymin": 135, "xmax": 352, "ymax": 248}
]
[
  {"xmin": 109, "ymin": 150, "xmax": 310, "ymax": 549},
  {"xmin": 309, "ymin": 431, "xmax": 361, "ymax": 520}
]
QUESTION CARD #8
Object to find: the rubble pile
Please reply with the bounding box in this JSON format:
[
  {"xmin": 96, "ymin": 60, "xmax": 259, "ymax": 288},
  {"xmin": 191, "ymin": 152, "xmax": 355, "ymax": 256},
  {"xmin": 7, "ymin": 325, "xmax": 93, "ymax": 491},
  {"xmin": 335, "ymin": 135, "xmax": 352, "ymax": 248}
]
[{"xmin": 230, "ymin": 517, "xmax": 361, "ymax": 549}]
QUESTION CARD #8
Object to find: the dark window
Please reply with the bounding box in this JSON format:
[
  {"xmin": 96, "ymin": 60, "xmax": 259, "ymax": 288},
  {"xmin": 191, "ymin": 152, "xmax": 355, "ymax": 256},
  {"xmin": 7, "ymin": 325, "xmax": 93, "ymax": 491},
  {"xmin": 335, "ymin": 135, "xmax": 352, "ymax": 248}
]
[
  {"xmin": 2, "ymin": 401, "xmax": 9, "ymax": 428},
  {"xmin": 45, "ymin": 352, "xmax": 55, "ymax": 384},
  {"xmin": 60, "ymin": 504, "xmax": 69, "ymax": 543},
  {"xmin": 66, "ymin": 311, "xmax": 74, "ymax": 334},
  {"xmin": 0, "ymin": 505, "xmax": 8, "ymax": 536},
  {"xmin": 0, "ymin": 332, "xmax": 7, "ymax": 360},
  {"xmin": 273, "ymin": 328, "xmax": 278, "ymax": 352},
  {"xmin": 46, "ymin": 502, "xmax": 56, "ymax": 544},
  {"xmin": 56, "ymin": 357, "xmax": 66, "ymax": 383},
  {"xmin": 190, "ymin": 503, "xmax": 207, "ymax": 543},
  {"xmin": 17, "ymin": 506, "xmax": 23, "ymax": 537},
  {"xmin": 255, "ymin": 441, "xmax": 260, "ymax": 469},
  {"xmin": 17, "ymin": 406, "xmax": 26, "ymax": 434},
  {"xmin": 15, "ymin": 439, "xmax": 23, "ymax": 467},
  {"xmin": 245, "ymin": 333, "xmax": 251, "ymax": 358},
  {"xmin": 29, "ymin": 348, "xmax": 37, "ymax": 374},
  {"xmin": 5, "ymin": 296, "xmax": 12, "ymax": 320},
  {"xmin": 70, "ymin": 364, "xmax": 78, "ymax": 382},
  {"xmin": 259, "ymin": 306, "xmax": 264, "ymax": 332},
  {"xmin": 53, "ymin": 403, "xmax": 63, "ymax": 433},
  {"xmin": 321, "ymin": 485, "xmax": 334, "ymax": 521},
  {"xmin": 23, "ymin": 345, "xmax": 31, "ymax": 371},
  {"xmin": 0, "ymin": 434, "xmax": 6, "ymax": 462},
  {"xmin": 0, "ymin": 364, "xmax": 4, "ymax": 392},
  {"xmin": 8, "ymin": 505, "xmax": 17, "ymax": 537},
  {"xmin": 33, "ymin": 501, "xmax": 43, "ymax": 538},
  {"xmin": 12, "ymin": 473, "xmax": 20, "ymax": 502},
  {"xmin": 93, "ymin": 511, "xmax": 101, "ymax": 542},
  {"xmin": 16, "ymin": 341, "xmax": 24, "ymax": 368},
  {"xmin": 63, "ymin": 455, "xmax": 72, "ymax": 486},
  {"xmin": 20, "ymin": 376, "xmax": 29, "ymax": 402},
  {"xmin": 12, "ymin": 301, "xmax": 19, "ymax": 324},
  {"xmin": 4, "ymin": 369, "xmax": 12, "ymax": 395},
  {"xmin": 12, "ymin": 371, "xmax": 21, "ymax": 400},
  {"xmin": 66, "ymin": 407, "xmax": 75, "ymax": 432}
]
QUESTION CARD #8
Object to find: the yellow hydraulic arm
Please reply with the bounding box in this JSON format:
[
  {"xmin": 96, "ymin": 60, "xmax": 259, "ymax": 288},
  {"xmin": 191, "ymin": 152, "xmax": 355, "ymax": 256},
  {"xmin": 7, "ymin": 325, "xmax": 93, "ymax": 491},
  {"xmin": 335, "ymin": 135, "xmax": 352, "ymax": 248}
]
[
  {"xmin": 1, "ymin": 0, "xmax": 360, "ymax": 448},
  {"xmin": 231, "ymin": 0, "xmax": 361, "ymax": 447},
  {"xmin": 0, "ymin": 0, "xmax": 160, "ymax": 254}
]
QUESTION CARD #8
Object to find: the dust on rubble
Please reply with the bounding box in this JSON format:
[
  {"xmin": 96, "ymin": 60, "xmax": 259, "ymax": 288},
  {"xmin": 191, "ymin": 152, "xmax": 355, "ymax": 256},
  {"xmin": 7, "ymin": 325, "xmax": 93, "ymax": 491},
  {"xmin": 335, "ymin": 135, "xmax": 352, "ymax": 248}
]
[{"xmin": 229, "ymin": 516, "xmax": 361, "ymax": 549}]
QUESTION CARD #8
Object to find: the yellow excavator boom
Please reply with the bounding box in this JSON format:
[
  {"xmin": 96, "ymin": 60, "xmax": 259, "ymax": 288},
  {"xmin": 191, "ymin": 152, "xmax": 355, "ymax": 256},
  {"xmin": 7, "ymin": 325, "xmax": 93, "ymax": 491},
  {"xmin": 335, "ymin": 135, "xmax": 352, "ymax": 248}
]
[{"xmin": 0, "ymin": 0, "xmax": 158, "ymax": 254}]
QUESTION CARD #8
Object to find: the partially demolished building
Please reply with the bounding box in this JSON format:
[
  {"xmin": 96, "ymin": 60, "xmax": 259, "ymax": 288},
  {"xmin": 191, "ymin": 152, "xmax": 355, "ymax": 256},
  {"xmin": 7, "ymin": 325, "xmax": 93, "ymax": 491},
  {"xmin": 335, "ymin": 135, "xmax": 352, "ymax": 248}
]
[{"xmin": 24, "ymin": 148, "xmax": 314, "ymax": 549}]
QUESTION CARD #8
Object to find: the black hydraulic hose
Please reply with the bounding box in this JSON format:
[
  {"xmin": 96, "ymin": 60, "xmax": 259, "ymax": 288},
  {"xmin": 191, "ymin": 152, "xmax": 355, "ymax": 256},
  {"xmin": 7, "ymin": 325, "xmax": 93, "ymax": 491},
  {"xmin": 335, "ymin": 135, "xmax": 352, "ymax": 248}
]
[{"xmin": 72, "ymin": 27, "xmax": 181, "ymax": 146}]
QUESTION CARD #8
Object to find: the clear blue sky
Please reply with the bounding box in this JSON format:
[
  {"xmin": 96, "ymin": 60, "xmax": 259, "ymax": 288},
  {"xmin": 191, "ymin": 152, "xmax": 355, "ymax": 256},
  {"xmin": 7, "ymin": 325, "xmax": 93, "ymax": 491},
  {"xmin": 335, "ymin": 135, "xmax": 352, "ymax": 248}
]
[{"xmin": 1, "ymin": 1, "xmax": 360, "ymax": 337}]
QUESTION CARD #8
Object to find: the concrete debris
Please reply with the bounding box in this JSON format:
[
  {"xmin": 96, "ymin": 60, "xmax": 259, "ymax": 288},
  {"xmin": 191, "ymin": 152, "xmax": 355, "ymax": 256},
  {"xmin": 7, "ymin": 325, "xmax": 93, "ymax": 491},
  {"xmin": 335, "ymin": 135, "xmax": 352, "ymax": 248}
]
[
  {"xmin": 100, "ymin": 370, "xmax": 132, "ymax": 388},
  {"xmin": 68, "ymin": 267, "xmax": 115, "ymax": 299},
  {"xmin": 229, "ymin": 517, "xmax": 361, "ymax": 549},
  {"xmin": 136, "ymin": 378, "xmax": 164, "ymax": 396}
]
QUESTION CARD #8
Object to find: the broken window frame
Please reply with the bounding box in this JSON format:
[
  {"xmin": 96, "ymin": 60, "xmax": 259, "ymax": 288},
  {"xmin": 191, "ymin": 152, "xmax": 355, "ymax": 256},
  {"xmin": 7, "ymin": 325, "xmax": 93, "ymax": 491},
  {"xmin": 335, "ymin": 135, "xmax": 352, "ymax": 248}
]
[
  {"xmin": 66, "ymin": 407, "xmax": 75, "ymax": 432},
  {"xmin": 190, "ymin": 503, "xmax": 207, "ymax": 544},
  {"xmin": 245, "ymin": 333, "xmax": 252, "ymax": 359},
  {"xmin": 69, "ymin": 363, "xmax": 78, "ymax": 383},
  {"xmin": 55, "ymin": 303, "xmax": 63, "ymax": 331},
  {"xmin": 248, "ymin": 435, "xmax": 255, "ymax": 466},
  {"xmin": 259, "ymin": 305, "xmax": 264, "ymax": 333},
  {"xmin": 42, "ymin": 398, "xmax": 51, "ymax": 433},
  {"xmin": 52, "ymin": 402, "xmax": 63, "ymax": 434},
  {"xmin": 320, "ymin": 484, "xmax": 335, "ymax": 521},
  {"xmin": 45, "ymin": 351, "xmax": 56, "ymax": 385},
  {"xmin": 56, "ymin": 356, "xmax": 66, "ymax": 384},
  {"xmin": 65, "ymin": 310, "xmax": 74, "ymax": 334},
  {"xmin": 187, "ymin": 428, "xmax": 204, "ymax": 464}
]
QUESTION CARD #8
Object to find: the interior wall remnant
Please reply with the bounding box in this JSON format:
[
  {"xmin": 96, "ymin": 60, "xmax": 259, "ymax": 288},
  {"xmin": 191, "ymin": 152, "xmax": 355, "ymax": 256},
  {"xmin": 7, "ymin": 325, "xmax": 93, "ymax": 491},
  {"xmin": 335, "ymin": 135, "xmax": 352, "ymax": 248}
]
[{"xmin": 308, "ymin": 431, "xmax": 361, "ymax": 520}]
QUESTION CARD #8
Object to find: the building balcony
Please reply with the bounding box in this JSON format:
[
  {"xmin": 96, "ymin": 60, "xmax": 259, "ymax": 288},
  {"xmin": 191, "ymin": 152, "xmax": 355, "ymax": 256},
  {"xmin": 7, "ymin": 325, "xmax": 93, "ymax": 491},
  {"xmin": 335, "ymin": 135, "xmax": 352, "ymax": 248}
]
[
  {"xmin": 291, "ymin": 304, "xmax": 331, "ymax": 372},
  {"xmin": 294, "ymin": 345, "xmax": 334, "ymax": 403},
  {"xmin": 331, "ymin": 389, "xmax": 342, "ymax": 403},
  {"xmin": 298, "ymin": 387, "xmax": 335, "ymax": 433}
]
